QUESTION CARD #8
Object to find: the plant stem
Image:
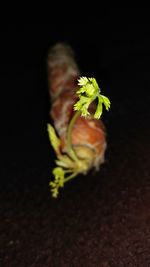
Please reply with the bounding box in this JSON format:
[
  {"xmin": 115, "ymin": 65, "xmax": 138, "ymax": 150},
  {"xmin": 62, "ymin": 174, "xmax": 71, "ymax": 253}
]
[
  {"xmin": 66, "ymin": 110, "xmax": 80, "ymax": 161},
  {"xmin": 64, "ymin": 172, "xmax": 78, "ymax": 183}
]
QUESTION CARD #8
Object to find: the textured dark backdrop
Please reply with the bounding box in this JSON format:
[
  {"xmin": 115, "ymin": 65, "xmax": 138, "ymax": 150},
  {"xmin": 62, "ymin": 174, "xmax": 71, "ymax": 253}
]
[{"xmin": 1, "ymin": 10, "xmax": 150, "ymax": 266}]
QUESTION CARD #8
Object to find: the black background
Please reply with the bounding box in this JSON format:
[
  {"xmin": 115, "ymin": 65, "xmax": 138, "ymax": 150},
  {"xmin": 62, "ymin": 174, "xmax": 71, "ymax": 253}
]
[{"xmin": 1, "ymin": 9, "xmax": 150, "ymax": 266}]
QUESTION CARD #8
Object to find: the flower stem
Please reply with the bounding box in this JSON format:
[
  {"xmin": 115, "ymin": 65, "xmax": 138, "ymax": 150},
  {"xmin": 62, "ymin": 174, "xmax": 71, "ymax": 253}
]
[{"xmin": 66, "ymin": 110, "xmax": 80, "ymax": 161}]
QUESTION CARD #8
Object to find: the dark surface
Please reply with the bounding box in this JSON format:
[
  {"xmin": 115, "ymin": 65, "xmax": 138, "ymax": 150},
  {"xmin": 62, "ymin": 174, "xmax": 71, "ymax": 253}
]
[{"xmin": 1, "ymin": 14, "xmax": 150, "ymax": 266}]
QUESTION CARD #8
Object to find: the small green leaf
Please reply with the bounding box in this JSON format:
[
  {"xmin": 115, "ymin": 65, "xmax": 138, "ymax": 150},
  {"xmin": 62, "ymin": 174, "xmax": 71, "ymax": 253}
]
[
  {"xmin": 101, "ymin": 95, "xmax": 111, "ymax": 111},
  {"xmin": 47, "ymin": 123, "xmax": 60, "ymax": 153},
  {"xmin": 74, "ymin": 96, "xmax": 92, "ymax": 117},
  {"xmin": 77, "ymin": 76, "xmax": 88, "ymax": 86},
  {"xmin": 80, "ymin": 102, "xmax": 90, "ymax": 116},
  {"xmin": 77, "ymin": 77, "xmax": 100, "ymax": 98},
  {"xmin": 74, "ymin": 76, "xmax": 111, "ymax": 119},
  {"xmin": 74, "ymin": 98, "xmax": 83, "ymax": 111},
  {"xmin": 94, "ymin": 95, "xmax": 103, "ymax": 119},
  {"xmin": 84, "ymin": 84, "xmax": 95, "ymax": 97},
  {"xmin": 89, "ymin": 77, "xmax": 100, "ymax": 92}
]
